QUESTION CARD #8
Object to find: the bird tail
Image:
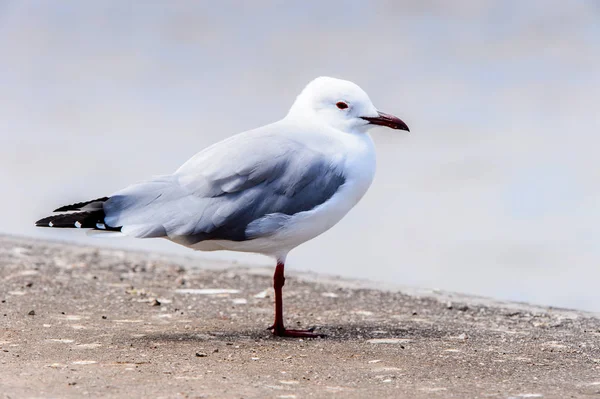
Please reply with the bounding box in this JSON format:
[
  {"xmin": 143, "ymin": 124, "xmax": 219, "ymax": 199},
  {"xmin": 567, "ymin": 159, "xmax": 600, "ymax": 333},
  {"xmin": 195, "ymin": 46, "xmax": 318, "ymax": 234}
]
[{"xmin": 35, "ymin": 197, "xmax": 120, "ymax": 231}]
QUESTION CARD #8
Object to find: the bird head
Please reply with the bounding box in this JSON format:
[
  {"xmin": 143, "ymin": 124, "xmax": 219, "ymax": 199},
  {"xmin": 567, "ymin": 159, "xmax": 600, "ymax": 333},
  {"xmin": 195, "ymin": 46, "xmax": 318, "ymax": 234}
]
[{"xmin": 287, "ymin": 76, "xmax": 409, "ymax": 134}]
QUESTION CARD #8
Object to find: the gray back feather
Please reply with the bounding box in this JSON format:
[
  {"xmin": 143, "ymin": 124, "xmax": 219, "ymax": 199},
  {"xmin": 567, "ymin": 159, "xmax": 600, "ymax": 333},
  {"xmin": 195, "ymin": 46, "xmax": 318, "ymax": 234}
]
[{"xmin": 103, "ymin": 127, "xmax": 346, "ymax": 243}]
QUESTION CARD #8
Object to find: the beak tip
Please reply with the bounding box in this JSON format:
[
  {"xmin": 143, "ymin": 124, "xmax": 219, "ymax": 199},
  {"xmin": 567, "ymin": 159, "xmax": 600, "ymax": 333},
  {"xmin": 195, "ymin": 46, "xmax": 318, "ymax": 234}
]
[
  {"xmin": 394, "ymin": 116, "xmax": 410, "ymax": 132},
  {"xmin": 363, "ymin": 112, "xmax": 409, "ymax": 132}
]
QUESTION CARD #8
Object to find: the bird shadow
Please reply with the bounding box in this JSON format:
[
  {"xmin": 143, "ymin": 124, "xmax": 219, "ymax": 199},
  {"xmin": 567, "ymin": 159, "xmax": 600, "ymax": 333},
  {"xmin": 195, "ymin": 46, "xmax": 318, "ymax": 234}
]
[{"xmin": 128, "ymin": 322, "xmax": 448, "ymax": 345}]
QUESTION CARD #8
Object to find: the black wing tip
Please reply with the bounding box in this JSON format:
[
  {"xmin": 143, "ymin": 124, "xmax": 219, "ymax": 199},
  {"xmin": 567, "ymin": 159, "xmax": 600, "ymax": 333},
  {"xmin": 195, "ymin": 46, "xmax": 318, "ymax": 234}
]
[
  {"xmin": 35, "ymin": 215, "xmax": 53, "ymax": 227},
  {"xmin": 34, "ymin": 211, "xmax": 99, "ymax": 229},
  {"xmin": 35, "ymin": 211, "xmax": 122, "ymax": 231},
  {"xmin": 53, "ymin": 197, "xmax": 110, "ymax": 212}
]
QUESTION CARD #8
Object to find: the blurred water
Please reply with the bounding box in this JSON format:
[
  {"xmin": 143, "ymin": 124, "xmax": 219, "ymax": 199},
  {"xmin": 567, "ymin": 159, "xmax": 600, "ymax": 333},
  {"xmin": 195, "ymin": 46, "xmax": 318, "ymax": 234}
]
[{"xmin": 1, "ymin": 1, "xmax": 599, "ymax": 311}]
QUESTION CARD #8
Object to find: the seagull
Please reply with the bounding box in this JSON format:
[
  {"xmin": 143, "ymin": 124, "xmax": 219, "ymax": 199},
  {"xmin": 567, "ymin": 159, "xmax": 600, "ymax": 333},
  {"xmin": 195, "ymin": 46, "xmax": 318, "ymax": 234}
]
[{"xmin": 36, "ymin": 76, "xmax": 410, "ymax": 338}]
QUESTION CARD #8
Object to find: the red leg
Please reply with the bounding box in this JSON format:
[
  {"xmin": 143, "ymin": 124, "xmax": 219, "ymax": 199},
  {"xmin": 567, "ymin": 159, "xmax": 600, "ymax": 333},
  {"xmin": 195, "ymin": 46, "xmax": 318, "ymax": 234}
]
[{"xmin": 267, "ymin": 261, "xmax": 324, "ymax": 338}]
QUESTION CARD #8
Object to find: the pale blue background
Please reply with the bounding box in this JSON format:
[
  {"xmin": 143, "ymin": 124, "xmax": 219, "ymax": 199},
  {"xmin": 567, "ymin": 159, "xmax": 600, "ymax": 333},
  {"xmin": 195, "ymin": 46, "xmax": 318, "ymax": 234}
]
[{"xmin": 1, "ymin": 1, "xmax": 599, "ymax": 311}]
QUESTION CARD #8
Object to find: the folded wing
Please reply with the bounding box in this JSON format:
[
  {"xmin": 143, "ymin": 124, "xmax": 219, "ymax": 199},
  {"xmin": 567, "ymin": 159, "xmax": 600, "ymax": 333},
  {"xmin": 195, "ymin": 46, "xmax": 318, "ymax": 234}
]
[{"xmin": 103, "ymin": 129, "xmax": 346, "ymax": 243}]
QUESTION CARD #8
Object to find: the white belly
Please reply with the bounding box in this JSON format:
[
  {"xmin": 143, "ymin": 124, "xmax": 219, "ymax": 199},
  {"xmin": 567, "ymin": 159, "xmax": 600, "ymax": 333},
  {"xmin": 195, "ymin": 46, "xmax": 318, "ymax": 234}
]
[{"xmin": 184, "ymin": 133, "xmax": 377, "ymax": 260}]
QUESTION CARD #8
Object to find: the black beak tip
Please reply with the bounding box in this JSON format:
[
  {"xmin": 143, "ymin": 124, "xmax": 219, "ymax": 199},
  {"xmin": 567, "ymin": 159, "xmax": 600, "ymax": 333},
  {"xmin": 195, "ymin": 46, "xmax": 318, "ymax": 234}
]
[
  {"xmin": 398, "ymin": 122, "xmax": 410, "ymax": 132},
  {"xmin": 362, "ymin": 112, "xmax": 410, "ymax": 132}
]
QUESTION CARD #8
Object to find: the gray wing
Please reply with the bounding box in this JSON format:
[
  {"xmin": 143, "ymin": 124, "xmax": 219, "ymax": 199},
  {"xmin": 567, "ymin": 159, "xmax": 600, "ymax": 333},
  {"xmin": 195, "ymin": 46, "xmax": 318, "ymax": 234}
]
[{"xmin": 103, "ymin": 128, "xmax": 346, "ymax": 244}]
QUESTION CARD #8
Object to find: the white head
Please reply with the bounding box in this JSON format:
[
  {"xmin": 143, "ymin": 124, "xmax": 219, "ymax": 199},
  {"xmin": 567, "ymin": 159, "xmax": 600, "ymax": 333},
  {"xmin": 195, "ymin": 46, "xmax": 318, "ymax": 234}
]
[{"xmin": 287, "ymin": 76, "xmax": 409, "ymax": 134}]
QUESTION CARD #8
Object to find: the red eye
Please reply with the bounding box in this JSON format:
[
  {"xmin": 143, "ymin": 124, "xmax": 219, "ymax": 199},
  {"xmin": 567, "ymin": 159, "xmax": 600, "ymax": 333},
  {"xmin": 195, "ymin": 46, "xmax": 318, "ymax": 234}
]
[{"xmin": 336, "ymin": 101, "xmax": 348, "ymax": 110}]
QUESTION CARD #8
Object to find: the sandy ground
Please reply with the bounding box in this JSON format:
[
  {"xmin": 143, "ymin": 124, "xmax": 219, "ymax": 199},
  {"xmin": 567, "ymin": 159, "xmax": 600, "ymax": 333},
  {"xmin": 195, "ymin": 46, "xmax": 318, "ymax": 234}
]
[{"xmin": 1, "ymin": 235, "xmax": 599, "ymax": 399}]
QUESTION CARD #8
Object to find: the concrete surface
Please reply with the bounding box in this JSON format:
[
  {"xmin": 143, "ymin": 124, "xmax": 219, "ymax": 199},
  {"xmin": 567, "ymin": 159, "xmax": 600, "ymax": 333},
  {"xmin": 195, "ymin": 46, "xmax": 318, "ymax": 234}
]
[{"xmin": 1, "ymin": 235, "xmax": 599, "ymax": 398}]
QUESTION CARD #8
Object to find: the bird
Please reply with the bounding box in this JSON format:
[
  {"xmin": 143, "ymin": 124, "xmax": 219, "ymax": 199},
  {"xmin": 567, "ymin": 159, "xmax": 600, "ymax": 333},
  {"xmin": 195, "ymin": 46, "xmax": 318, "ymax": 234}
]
[{"xmin": 36, "ymin": 76, "xmax": 410, "ymax": 338}]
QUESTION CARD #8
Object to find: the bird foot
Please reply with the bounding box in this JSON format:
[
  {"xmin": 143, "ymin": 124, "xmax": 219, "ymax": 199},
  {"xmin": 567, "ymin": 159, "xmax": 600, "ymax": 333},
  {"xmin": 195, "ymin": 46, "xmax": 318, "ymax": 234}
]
[{"xmin": 267, "ymin": 325, "xmax": 326, "ymax": 338}]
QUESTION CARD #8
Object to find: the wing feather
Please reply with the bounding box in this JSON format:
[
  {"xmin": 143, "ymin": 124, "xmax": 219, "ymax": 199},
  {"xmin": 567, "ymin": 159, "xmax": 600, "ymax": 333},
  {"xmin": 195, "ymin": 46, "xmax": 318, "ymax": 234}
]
[{"xmin": 103, "ymin": 126, "xmax": 345, "ymax": 242}]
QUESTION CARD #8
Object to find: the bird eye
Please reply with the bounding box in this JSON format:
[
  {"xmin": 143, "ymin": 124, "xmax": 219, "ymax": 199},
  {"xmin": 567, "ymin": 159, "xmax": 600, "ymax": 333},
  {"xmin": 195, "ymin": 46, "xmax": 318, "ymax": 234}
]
[{"xmin": 336, "ymin": 101, "xmax": 349, "ymax": 110}]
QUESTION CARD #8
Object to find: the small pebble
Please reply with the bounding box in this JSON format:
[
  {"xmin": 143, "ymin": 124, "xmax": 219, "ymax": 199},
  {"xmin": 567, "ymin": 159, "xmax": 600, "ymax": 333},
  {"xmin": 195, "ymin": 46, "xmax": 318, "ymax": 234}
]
[
  {"xmin": 195, "ymin": 352, "xmax": 207, "ymax": 357},
  {"xmin": 253, "ymin": 290, "xmax": 270, "ymax": 299},
  {"xmin": 28, "ymin": 310, "xmax": 35, "ymax": 316},
  {"xmin": 151, "ymin": 299, "xmax": 161, "ymax": 307}
]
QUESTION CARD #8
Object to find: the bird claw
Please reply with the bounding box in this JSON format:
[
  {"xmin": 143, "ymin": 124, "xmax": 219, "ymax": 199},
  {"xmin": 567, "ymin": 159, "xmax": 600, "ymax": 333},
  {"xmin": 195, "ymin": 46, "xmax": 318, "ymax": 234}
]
[{"xmin": 267, "ymin": 324, "xmax": 325, "ymax": 338}]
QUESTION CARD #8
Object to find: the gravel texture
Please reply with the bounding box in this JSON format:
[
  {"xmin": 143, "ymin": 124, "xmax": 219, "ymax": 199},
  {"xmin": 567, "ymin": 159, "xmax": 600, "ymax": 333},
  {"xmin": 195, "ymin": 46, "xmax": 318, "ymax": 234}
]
[{"xmin": 1, "ymin": 235, "xmax": 599, "ymax": 398}]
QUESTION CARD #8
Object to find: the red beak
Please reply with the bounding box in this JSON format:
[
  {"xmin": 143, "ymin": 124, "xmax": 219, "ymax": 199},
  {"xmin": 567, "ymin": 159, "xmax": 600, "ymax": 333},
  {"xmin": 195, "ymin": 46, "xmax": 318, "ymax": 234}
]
[{"xmin": 362, "ymin": 111, "xmax": 410, "ymax": 131}]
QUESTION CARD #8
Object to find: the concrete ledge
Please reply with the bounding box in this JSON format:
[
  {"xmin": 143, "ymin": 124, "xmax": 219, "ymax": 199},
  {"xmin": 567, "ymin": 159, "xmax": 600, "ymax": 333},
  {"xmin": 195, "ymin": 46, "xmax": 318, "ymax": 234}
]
[{"xmin": 1, "ymin": 236, "xmax": 599, "ymax": 398}]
